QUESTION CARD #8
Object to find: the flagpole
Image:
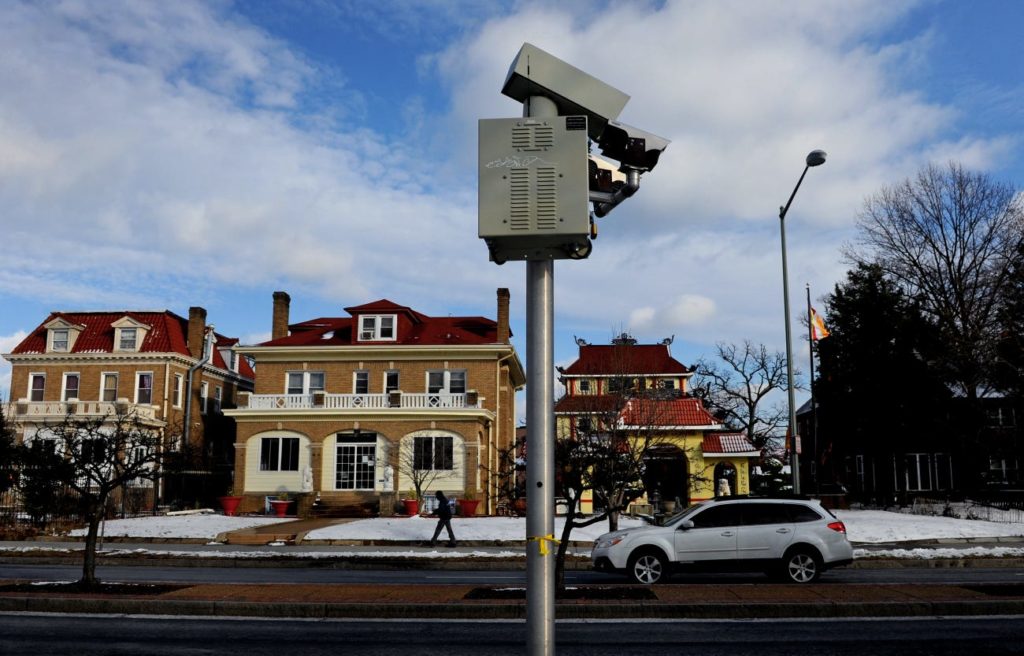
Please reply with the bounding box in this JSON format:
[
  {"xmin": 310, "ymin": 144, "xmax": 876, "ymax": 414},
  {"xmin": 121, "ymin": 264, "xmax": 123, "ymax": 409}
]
[{"xmin": 806, "ymin": 284, "xmax": 818, "ymax": 494}]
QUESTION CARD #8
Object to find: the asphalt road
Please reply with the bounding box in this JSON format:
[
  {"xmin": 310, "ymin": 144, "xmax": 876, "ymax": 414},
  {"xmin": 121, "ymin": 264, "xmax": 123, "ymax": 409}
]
[
  {"xmin": 2, "ymin": 615, "xmax": 1023, "ymax": 655},
  {"xmin": 2, "ymin": 562, "xmax": 1022, "ymax": 585}
]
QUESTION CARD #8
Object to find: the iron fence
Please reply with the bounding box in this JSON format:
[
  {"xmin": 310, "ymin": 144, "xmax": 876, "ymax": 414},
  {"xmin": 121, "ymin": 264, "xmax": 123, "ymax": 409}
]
[{"xmin": 911, "ymin": 496, "xmax": 1024, "ymax": 524}]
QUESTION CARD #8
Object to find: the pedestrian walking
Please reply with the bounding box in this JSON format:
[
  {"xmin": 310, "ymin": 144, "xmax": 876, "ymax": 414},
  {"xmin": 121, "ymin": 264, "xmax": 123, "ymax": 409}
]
[{"xmin": 429, "ymin": 490, "xmax": 456, "ymax": 547}]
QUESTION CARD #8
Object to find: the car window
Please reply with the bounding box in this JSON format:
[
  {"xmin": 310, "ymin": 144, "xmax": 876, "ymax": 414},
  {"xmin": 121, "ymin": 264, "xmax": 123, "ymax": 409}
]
[
  {"xmin": 788, "ymin": 504, "xmax": 824, "ymax": 523},
  {"xmin": 740, "ymin": 503, "xmax": 792, "ymax": 526},
  {"xmin": 689, "ymin": 505, "xmax": 741, "ymax": 528}
]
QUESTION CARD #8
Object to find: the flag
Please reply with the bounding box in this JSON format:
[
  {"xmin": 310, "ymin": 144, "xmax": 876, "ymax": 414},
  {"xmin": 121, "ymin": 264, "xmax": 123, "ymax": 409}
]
[{"xmin": 810, "ymin": 307, "xmax": 830, "ymax": 340}]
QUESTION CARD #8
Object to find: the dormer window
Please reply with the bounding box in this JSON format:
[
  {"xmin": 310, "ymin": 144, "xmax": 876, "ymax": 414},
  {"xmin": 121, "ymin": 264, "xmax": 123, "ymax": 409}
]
[
  {"xmin": 119, "ymin": 328, "xmax": 138, "ymax": 351},
  {"xmin": 44, "ymin": 318, "xmax": 83, "ymax": 353},
  {"xmin": 52, "ymin": 329, "xmax": 69, "ymax": 352},
  {"xmin": 111, "ymin": 317, "xmax": 150, "ymax": 353},
  {"xmin": 358, "ymin": 315, "xmax": 396, "ymax": 341}
]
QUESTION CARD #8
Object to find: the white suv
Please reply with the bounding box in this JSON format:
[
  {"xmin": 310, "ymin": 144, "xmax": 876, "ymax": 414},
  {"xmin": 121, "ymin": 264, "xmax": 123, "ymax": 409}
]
[{"xmin": 592, "ymin": 497, "xmax": 854, "ymax": 584}]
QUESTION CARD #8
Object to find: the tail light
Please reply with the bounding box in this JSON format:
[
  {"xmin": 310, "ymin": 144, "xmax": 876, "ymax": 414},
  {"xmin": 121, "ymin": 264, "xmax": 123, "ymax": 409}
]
[{"xmin": 827, "ymin": 521, "xmax": 847, "ymax": 534}]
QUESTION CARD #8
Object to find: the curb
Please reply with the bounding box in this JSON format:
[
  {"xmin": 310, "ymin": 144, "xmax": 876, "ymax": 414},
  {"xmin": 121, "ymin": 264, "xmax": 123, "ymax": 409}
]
[{"xmin": 2, "ymin": 595, "xmax": 1023, "ymax": 620}]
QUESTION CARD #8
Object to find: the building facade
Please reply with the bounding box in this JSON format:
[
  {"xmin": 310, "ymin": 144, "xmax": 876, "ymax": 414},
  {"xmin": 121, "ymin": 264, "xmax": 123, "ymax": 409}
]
[
  {"xmin": 224, "ymin": 289, "xmax": 525, "ymax": 515},
  {"xmin": 554, "ymin": 334, "xmax": 759, "ymax": 512},
  {"xmin": 2, "ymin": 307, "xmax": 254, "ymax": 506}
]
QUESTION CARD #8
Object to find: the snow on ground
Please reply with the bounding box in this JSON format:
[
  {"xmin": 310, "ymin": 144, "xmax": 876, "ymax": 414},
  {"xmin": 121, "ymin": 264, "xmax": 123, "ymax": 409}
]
[
  {"xmin": 835, "ymin": 510, "xmax": 1024, "ymax": 544},
  {"xmin": 302, "ymin": 514, "xmax": 647, "ymax": 541},
  {"xmin": 67, "ymin": 513, "xmax": 290, "ymax": 540},
  {"xmin": 56, "ymin": 508, "xmax": 1024, "ymax": 545}
]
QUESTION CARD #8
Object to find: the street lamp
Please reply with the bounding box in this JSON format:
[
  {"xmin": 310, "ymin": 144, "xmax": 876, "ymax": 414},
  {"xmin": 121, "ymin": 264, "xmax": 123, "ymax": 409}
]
[{"xmin": 779, "ymin": 149, "xmax": 827, "ymax": 495}]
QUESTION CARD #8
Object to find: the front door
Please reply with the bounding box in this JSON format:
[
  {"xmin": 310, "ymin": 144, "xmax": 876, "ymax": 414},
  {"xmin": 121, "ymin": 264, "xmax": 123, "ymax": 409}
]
[
  {"xmin": 673, "ymin": 504, "xmax": 740, "ymax": 562},
  {"xmin": 336, "ymin": 433, "xmax": 377, "ymax": 490}
]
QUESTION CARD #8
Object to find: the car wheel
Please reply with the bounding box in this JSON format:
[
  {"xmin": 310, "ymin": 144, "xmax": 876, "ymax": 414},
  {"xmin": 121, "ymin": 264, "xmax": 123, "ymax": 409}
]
[
  {"xmin": 780, "ymin": 548, "xmax": 822, "ymax": 583},
  {"xmin": 628, "ymin": 549, "xmax": 669, "ymax": 585}
]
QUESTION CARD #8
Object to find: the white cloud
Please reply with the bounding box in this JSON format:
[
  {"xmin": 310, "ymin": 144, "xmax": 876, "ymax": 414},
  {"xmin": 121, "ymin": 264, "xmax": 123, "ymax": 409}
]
[
  {"xmin": 0, "ymin": 0, "xmax": 1015, "ymax": 373},
  {"xmin": 0, "ymin": 330, "xmax": 29, "ymax": 400}
]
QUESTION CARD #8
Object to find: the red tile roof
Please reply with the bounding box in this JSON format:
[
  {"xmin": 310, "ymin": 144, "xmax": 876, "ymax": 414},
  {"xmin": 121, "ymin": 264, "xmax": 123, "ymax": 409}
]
[
  {"xmin": 10, "ymin": 311, "xmax": 252, "ymax": 378},
  {"xmin": 560, "ymin": 344, "xmax": 691, "ymax": 376},
  {"xmin": 554, "ymin": 395, "xmax": 625, "ymax": 414},
  {"xmin": 703, "ymin": 432, "xmax": 759, "ymax": 455},
  {"xmin": 620, "ymin": 397, "xmax": 719, "ymax": 427},
  {"xmin": 260, "ymin": 299, "xmax": 503, "ymax": 347}
]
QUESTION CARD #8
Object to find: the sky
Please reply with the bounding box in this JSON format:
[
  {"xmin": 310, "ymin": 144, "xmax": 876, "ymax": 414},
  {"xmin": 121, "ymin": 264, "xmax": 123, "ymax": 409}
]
[{"xmin": 1, "ymin": 0, "xmax": 1022, "ymax": 417}]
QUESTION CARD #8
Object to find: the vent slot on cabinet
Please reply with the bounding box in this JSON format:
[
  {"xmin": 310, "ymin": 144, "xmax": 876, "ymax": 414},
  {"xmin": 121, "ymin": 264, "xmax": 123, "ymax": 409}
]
[{"xmin": 512, "ymin": 124, "xmax": 554, "ymax": 151}]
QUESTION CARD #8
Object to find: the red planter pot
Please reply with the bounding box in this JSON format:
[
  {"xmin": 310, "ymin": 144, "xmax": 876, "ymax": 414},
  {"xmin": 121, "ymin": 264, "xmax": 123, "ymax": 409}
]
[
  {"xmin": 219, "ymin": 496, "xmax": 243, "ymax": 516},
  {"xmin": 269, "ymin": 499, "xmax": 293, "ymax": 517},
  {"xmin": 457, "ymin": 499, "xmax": 480, "ymax": 516},
  {"xmin": 402, "ymin": 499, "xmax": 419, "ymax": 515}
]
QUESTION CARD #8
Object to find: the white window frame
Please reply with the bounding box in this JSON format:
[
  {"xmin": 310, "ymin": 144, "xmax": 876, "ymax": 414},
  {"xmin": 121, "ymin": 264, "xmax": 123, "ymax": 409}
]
[
  {"xmin": 214, "ymin": 385, "xmax": 222, "ymax": 413},
  {"xmin": 28, "ymin": 373, "xmax": 46, "ymax": 402},
  {"xmin": 260, "ymin": 436, "xmax": 300, "ymax": 472},
  {"xmin": 50, "ymin": 329, "xmax": 69, "ymax": 352},
  {"xmin": 358, "ymin": 314, "xmax": 397, "ymax": 341},
  {"xmin": 173, "ymin": 374, "xmax": 183, "ymax": 408},
  {"xmin": 286, "ymin": 371, "xmax": 325, "ymax": 395},
  {"xmin": 200, "ymin": 381, "xmax": 209, "ymax": 413},
  {"xmin": 62, "ymin": 372, "xmax": 80, "ymax": 401},
  {"xmin": 101, "ymin": 372, "xmax": 119, "ymax": 402},
  {"xmin": 426, "ymin": 369, "xmax": 467, "ymax": 395},
  {"xmin": 384, "ymin": 370, "xmax": 400, "ymax": 393},
  {"xmin": 117, "ymin": 327, "xmax": 139, "ymax": 351},
  {"xmin": 904, "ymin": 453, "xmax": 932, "ymax": 492},
  {"xmin": 135, "ymin": 372, "xmax": 154, "ymax": 405},
  {"xmin": 353, "ymin": 370, "xmax": 369, "ymax": 395}
]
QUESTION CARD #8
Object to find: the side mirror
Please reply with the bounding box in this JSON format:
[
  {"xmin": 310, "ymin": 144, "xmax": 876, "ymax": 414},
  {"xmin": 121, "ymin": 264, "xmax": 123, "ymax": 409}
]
[{"xmin": 677, "ymin": 519, "xmax": 694, "ymax": 530}]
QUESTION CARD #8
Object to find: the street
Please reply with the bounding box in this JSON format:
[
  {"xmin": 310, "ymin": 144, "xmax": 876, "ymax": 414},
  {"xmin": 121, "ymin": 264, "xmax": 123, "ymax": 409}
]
[
  {"xmin": 2, "ymin": 561, "xmax": 1022, "ymax": 586},
  {"xmin": 1, "ymin": 615, "xmax": 1022, "ymax": 655}
]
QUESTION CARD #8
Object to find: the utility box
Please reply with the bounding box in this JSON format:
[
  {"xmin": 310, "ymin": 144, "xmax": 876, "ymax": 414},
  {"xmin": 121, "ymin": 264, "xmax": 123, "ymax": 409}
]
[{"xmin": 478, "ymin": 115, "xmax": 591, "ymax": 263}]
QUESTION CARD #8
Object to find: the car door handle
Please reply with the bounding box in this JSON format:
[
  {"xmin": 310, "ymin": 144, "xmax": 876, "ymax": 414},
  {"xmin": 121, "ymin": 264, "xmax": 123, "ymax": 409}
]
[
  {"xmin": 721, "ymin": 531, "xmax": 735, "ymax": 537},
  {"xmin": 776, "ymin": 528, "xmax": 790, "ymax": 534}
]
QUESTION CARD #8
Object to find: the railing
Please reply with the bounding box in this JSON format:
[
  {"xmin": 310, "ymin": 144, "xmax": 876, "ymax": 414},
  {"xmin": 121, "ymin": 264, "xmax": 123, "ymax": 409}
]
[
  {"xmin": 246, "ymin": 394, "xmax": 314, "ymax": 410},
  {"xmin": 242, "ymin": 392, "xmax": 479, "ymax": 410},
  {"xmin": 8, "ymin": 400, "xmax": 159, "ymax": 421},
  {"xmin": 323, "ymin": 394, "xmax": 390, "ymax": 409}
]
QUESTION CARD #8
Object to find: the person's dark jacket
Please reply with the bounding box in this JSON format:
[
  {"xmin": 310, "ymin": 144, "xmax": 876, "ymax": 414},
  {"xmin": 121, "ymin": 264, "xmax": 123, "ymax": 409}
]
[{"xmin": 435, "ymin": 493, "xmax": 452, "ymax": 520}]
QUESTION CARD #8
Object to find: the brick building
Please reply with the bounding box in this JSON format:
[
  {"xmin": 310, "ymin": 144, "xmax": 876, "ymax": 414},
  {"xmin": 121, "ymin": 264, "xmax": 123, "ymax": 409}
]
[
  {"xmin": 2, "ymin": 307, "xmax": 254, "ymax": 506},
  {"xmin": 223, "ymin": 289, "xmax": 525, "ymax": 515}
]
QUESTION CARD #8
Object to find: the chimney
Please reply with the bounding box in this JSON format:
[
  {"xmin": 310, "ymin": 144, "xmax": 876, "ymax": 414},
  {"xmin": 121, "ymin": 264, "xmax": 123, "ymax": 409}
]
[
  {"xmin": 187, "ymin": 307, "xmax": 207, "ymax": 359},
  {"xmin": 272, "ymin": 291, "xmax": 291, "ymax": 341},
  {"xmin": 496, "ymin": 288, "xmax": 510, "ymax": 344}
]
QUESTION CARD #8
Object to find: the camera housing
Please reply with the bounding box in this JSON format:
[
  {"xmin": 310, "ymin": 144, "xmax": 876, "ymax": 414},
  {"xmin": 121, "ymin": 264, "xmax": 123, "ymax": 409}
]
[{"xmin": 597, "ymin": 120, "xmax": 670, "ymax": 173}]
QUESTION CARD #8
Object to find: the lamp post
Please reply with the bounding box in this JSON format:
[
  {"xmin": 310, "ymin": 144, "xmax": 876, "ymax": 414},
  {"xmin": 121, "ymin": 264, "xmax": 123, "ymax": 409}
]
[{"xmin": 779, "ymin": 149, "xmax": 827, "ymax": 495}]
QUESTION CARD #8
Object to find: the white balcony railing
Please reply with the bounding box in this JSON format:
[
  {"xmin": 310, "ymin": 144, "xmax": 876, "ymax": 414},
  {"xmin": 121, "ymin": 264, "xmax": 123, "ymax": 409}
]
[
  {"xmin": 9, "ymin": 400, "xmax": 160, "ymax": 421},
  {"xmin": 242, "ymin": 391, "xmax": 479, "ymax": 411}
]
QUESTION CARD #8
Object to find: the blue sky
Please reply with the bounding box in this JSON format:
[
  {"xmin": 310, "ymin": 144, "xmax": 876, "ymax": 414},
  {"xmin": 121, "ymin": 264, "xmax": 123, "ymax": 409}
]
[{"xmin": 1, "ymin": 0, "xmax": 1022, "ymax": 420}]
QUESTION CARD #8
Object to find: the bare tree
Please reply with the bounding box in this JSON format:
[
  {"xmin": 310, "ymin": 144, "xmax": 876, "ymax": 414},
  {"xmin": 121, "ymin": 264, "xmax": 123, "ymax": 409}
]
[
  {"xmin": 32, "ymin": 407, "xmax": 164, "ymax": 588},
  {"xmin": 551, "ymin": 393, "xmax": 710, "ymax": 589},
  {"xmin": 692, "ymin": 341, "xmax": 794, "ymax": 449},
  {"xmin": 848, "ymin": 162, "xmax": 1024, "ymax": 399},
  {"xmin": 395, "ymin": 435, "xmax": 463, "ymax": 504}
]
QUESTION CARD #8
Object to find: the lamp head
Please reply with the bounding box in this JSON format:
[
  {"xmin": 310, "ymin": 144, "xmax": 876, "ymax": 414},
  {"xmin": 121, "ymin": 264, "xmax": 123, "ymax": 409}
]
[{"xmin": 806, "ymin": 150, "xmax": 827, "ymax": 167}]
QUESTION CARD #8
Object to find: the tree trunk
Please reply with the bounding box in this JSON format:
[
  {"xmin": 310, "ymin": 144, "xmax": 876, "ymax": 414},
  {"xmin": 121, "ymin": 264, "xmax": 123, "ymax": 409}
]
[{"xmin": 80, "ymin": 501, "xmax": 103, "ymax": 589}]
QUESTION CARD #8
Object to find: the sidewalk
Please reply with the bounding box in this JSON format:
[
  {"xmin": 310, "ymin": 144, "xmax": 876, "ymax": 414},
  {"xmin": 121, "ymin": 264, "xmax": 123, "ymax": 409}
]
[{"xmin": 1, "ymin": 579, "xmax": 1023, "ymax": 619}]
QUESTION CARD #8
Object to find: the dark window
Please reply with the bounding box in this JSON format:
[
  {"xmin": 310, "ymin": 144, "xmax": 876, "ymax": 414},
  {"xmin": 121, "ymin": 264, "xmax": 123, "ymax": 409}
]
[
  {"xmin": 136, "ymin": 373, "xmax": 153, "ymax": 404},
  {"xmin": 63, "ymin": 374, "xmax": 80, "ymax": 401},
  {"xmin": 354, "ymin": 371, "xmax": 369, "ymax": 394},
  {"xmin": 690, "ymin": 505, "xmax": 741, "ymax": 528},
  {"xmin": 740, "ymin": 503, "xmax": 792, "ymax": 525},
  {"xmin": 413, "ymin": 436, "xmax": 454, "ymax": 471},
  {"xmin": 81, "ymin": 439, "xmax": 105, "ymax": 464},
  {"xmin": 260, "ymin": 437, "xmax": 300, "ymax": 471},
  {"xmin": 385, "ymin": 371, "xmax": 400, "ymax": 393},
  {"xmin": 30, "ymin": 375, "xmax": 45, "ymax": 402},
  {"xmin": 787, "ymin": 504, "xmax": 824, "ymax": 523}
]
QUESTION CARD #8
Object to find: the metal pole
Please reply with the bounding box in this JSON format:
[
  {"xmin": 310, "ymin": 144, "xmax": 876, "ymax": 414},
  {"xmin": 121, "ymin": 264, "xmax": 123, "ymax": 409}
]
[
  {"xmin": 779, "ymin": 165, "xmax": 809, "ymax": 495},
  {"xmin": 806, "ymin": 284, "xmax": 818, "ymax": 494},
  {"xmin": 525, "ymin": 94, "xmax": 557, "ymax": 656}
]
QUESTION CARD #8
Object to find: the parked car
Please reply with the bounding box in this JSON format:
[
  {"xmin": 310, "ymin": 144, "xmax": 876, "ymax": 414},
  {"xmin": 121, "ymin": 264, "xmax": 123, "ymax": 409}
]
[{"xmin": 592, "ymin": 496, "xmax": 854, "ymax": 584}]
